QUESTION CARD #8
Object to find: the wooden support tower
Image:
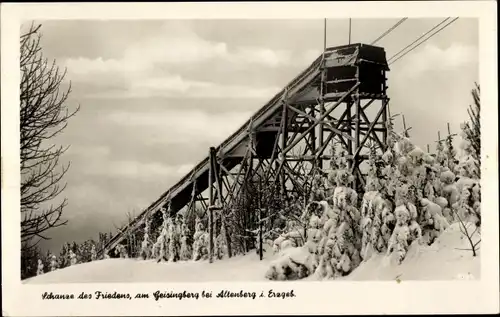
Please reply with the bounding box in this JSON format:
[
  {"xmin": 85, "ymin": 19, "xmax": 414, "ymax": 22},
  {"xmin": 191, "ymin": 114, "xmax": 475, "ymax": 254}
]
[{"xmin": 100, "ymin": 43, "xmax": 391, "ymax": 259}]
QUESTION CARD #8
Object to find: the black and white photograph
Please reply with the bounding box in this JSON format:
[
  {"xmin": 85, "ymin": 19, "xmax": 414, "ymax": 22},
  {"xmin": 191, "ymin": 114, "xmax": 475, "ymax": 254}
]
[{"xmin": 1, "ymin": 1, "xmax": 498, "ymax": 316}]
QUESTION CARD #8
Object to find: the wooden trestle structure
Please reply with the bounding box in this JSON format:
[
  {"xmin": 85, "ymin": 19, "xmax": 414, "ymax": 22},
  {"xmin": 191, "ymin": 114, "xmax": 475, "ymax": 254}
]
[{"xmin": 99, "ymin": 43, "xmax": 391, "ymax": 258}]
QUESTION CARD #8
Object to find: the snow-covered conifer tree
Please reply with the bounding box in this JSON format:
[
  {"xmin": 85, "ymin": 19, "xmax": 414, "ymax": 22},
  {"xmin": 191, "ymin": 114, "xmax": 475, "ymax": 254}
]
[
  {"xmin": 168, "ymin": 215, "xmax": 182, "ymax": 262},
  {"xmin": 386, "ymin": 184, "xmax": 421, "ymax": 264},
  {"xmin": 440, "ymin": 170, "xmax": 459, "ymax": 209},
  {"xmin": 192, "ymin": 216, "xmax": 209, "ymax": 261},
  {"xmin": 452, "ymin": 184, "xmax": 481, "ymax": 228},
  {"xmin": 69, "ymin": 250, "xmax": 77, "ymax": 266},
  {"xmin": 418, "ymin": 198, "xmax": 449, "ymax": 245},
  {"xmin": 90, "ymin": 244, "xmax": 97, "ymax": 261},
  {"xmin": 140, "ymin": 220, "xmax": 151, "ymax": 260},
  {"xmin": 435, "ymin": 140, "xmax": 448, "ymax": 171},
  {"xmin": 360, "ymin": 143, "xmax": 395, "ymax": 260},
  {"xmin": 50, "ymin": 254, "xmax": 58, "ymax": 271},
  {"xmin": 409, "ymin": 147, "xmax": 427, "ymax": 202},
  {"xmin": 444, "ymin": 132, "xmax": 458, "ymax": 174},
  {"xmin": 310, "ymin": 174, "xmax": 327, "ymax": 202},
  {"xmin": 180, "ymin": 223, "xmax": 192, "ymax": 261},
  {"xmin": 36, "ymin": 259, "xmax": 44, "ymax": 275},
  {"xmin": 318, "ymin": 167, "xmax": 362, "ymax": 277},
  {"xmin": 423, "ymin": 165, "xmax": 439, "ymax": 201},
  {"xmin": 153, "ymin": 207, "xmax": 171, "ymax": 262},
  {"xmin": 305, "ymin": 214, "xmax": 322, "ymax": 271},
  {"xmin": 459, "ymin": 84, "xmax": 480, "ymax": 179}
]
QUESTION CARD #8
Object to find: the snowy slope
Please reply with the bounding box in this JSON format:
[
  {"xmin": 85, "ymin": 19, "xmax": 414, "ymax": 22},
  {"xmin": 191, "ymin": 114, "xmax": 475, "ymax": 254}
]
[
  {"xmin": 24, "ymin": 223, "xmax": 480, "ymax": 284},
  {"xmin": 343, "ymin": 223, "xmax": 480, "ymax": 281}
]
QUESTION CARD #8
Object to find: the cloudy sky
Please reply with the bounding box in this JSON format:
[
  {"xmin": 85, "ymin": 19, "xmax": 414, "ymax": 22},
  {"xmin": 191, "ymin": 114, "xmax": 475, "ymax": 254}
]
[{"xmin": 32, "ymin": 18, "xmax": 478, "ymax": 253}]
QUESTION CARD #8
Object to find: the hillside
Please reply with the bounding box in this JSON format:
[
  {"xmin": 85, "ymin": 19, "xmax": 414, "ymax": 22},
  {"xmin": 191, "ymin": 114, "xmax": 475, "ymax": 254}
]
[{"xmin": 24, "ymin": 223, "xmax": 479, "ymax": 284}]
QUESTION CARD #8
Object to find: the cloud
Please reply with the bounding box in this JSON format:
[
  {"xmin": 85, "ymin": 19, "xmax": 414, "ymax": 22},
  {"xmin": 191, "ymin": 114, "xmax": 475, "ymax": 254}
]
[
  {"xmin": 62, "ymin": 22, "xmax": 309, "ymax": 101},
  {"xmin": 89, "ymin": 160, "xmax": 195, "ymax": 180},
  {"xmin": 231, "ymin": 46, "xmax": 292, "ymax": 67},
  {"xmin": 81, "ymin": 73, "xmax": 281, "ymax": 99},
  {"xmin": 301, "ymin": 49, "xmax": 322, "ymax": 64},
  {"xmin": 103, "ymin": 108, "xmax": 253, "ymax": 146},
  {"xmin": 395, "ymin": 43, "xmax": 478, "ymax": 77},
  {"xmin": 66, "ymin": 144, "xmax": 111, "ymax": 158},
  {"xmin": 64, "ymin": 32, "xmax": 294, "ymax": 78}
]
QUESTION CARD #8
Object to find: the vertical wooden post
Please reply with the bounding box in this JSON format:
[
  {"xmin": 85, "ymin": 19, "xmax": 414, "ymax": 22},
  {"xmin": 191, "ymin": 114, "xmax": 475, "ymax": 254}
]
[
  {"xmin": 346, "ymin": 101, "xmax": 353, "ymax": 169},
  {"xmin": 281, "ymin": 105, "xmax": 288, "ymax": 197},
  {"xmin": 427, "ymin": 144, "xmax": 430, "ymax": 153},
  {"xmin": 208, "ymin": 147, "xmax": 215, "ymax": 263},
  {"xmin": 309, "ymin": 108, "xmax": 317, "ymax": 174},
  {"xmin": 258, "ymin": 179, "xmax": 263, "ymax": 261},
  {"xmin": 354, "ymin": 96, "xmax": 361, "ymax": 190},
  {"xmin": 223, "ymin": 216, "xmax": 232, "ymax": 258},
  {"xmin": 318, "ymin": 31, "xmax": 326, "ymax": 170},
  {"xmin": 348, "ymin": 18, "xmax": 352, "ymax": 44},
  {"xmin": 402, "ymin": 115, "xmax": 408, "ymax": 137},
  {"xmin": 318, "ymin": 102, "xmax": 325, "ymax": 169},
  {"xmin": 381, "ymin": 71, "xmax": 388, "ymax": 150}
]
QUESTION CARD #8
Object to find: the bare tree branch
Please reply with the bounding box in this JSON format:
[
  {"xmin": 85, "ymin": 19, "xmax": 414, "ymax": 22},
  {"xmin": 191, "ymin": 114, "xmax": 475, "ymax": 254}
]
[{"xmin": 20, "ymin": 22, "xmax": 80, "ymax": 250}]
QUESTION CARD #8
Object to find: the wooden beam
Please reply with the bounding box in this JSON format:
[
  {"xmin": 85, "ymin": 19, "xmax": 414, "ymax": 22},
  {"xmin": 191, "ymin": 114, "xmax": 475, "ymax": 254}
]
[
  {"xmin": 287, "ymin": 104, "xmax": 354, "ymax": 142},
  {"xmin": 352, "ymin": 100, "xmax": 387, "ymax": 168},
  {"xmin": 358, "ymin": 102, "xmax": 386, "ymax": 151},
  {"xmin": 283, "ymin": 82, "xmax": 360, "ymax": 155}
]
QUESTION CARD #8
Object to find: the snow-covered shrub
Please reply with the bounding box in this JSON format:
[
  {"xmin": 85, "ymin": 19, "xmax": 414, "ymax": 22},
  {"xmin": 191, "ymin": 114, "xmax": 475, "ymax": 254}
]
[
  {"xmin": 265, "ymin": 246, "xmax": 315, "ymax": 281},
  {"xmin": 115, "ymin": 244, "xmax": 128, "ymax": 259},
  {"xmin": 272, "ymin": 219, "xmax": 304, "ymax": 254},
  {"xmin": 418, "ymin": 198, "xmax": 449, "ymax": 245}
]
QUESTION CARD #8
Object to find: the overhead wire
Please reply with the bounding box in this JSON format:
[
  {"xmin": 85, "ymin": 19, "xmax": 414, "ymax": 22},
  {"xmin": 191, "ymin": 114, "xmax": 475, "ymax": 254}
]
[
  {"xmin": 388, "ymin": 17, "xmax": 459, "ymax": 65},
  {"xmin": 370, "ymin": 17, "xmax": 408, "ymax": 45}
]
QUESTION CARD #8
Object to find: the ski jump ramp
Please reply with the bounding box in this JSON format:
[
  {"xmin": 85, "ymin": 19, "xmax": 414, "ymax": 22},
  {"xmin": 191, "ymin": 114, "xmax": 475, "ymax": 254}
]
[{"xmin": 101, "ymin": 43, "xmax": 390, "ymax": 256}]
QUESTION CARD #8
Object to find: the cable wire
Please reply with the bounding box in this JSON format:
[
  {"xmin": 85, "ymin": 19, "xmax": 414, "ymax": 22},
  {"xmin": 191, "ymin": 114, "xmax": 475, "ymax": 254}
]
[
  {"xmin": 370, "ymin": 18, "xmax": 408, "ymax": 45},
  {"xmin": 389, "ymin": 17, "xmax": 459, "ymax": 65}
]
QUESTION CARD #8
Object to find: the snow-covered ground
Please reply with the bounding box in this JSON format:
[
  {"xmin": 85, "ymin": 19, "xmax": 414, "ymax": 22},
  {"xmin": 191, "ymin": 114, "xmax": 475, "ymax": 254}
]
[{"xmin": 24, "ymin": 223, "xmax": 480, "ymax": 284}]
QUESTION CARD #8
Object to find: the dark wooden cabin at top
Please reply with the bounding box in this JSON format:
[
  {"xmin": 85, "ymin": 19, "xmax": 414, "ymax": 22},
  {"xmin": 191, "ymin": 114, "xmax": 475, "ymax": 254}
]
[
  {"xmin": 323, "ymin": 43, "xmax": 390, "ymax": 98},
  {"xmin": 291, "ymin": 43, "xmax": 390, "ymax": 105}
]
